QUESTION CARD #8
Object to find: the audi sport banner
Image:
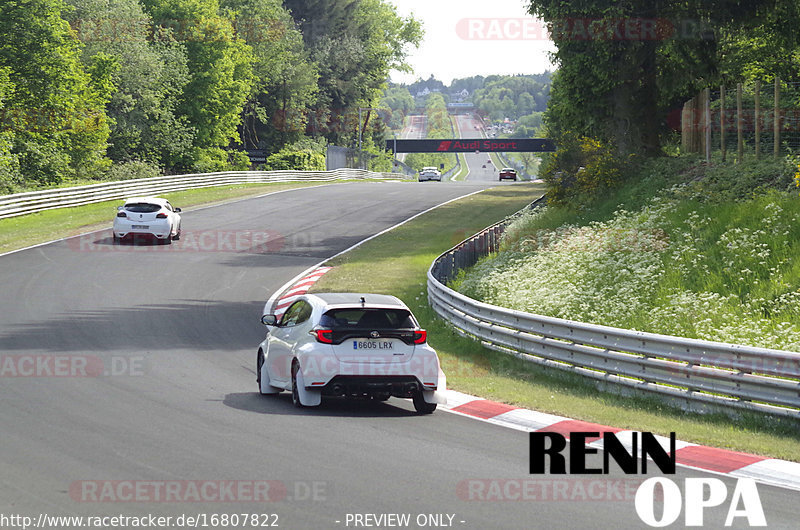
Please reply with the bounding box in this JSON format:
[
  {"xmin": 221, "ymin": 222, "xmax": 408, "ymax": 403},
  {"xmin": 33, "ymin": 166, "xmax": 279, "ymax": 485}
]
[{"xmin": 386, "ymin": 138, "xmax": 556, "ymax": 153}]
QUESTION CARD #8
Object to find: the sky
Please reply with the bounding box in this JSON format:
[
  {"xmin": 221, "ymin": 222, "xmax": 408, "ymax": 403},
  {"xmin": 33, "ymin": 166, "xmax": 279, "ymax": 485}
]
[{"xmin": 388, "ymin": 0, "xmax": 556, "ymax": 86}]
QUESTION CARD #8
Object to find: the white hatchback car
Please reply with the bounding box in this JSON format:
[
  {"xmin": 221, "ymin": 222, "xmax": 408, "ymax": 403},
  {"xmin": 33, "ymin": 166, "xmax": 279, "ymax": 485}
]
[
  {"xmin": 257, "ymin": 293, "xmax": 446, "ymax": 413},
  {"xmin": 113, "ymin": 197, "xmax": 182, "ymax": 243}
]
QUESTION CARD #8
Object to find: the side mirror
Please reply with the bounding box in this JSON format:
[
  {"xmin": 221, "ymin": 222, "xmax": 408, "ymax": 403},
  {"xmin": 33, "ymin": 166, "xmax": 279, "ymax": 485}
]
[
  {"xmin": 174, "ymin": 207, "xmax": 182, "ymax": 212},
  {"xmin": 117, "ymin": 206, "xmax": 123, "ymax": 211},
  {"xmin": 261, "ymin": 314, "xmax": 278, "ymax": 327}
]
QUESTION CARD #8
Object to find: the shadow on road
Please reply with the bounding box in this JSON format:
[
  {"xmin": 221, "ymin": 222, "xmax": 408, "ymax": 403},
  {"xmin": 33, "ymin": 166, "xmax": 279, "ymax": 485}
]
[{"xmin": 222, "ymin": 391, "xmax": 425, "ymax": 418}]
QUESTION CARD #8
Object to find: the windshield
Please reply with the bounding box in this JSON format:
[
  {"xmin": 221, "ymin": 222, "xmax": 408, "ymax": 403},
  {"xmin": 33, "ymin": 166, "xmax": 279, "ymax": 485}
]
[
  {"xmin": 319, "ymin": 308, "xmax": 415, "ymax": 330},
  {"xmin": 124, "ymin": 203, "xmax": 162, "ymax": 213}
]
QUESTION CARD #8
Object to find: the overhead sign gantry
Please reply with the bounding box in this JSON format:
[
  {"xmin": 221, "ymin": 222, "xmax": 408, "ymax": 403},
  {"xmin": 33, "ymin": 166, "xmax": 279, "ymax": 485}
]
[{"xmin": 386, "ymin": 138, "xmax": 556, "ymax": 154}]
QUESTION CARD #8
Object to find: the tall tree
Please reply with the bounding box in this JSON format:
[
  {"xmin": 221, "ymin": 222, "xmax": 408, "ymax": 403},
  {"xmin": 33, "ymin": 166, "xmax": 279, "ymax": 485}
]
[
  {"xmin": 283, "ymin": 0, "xmax": 421, "ymax": 145},
  {"xmin": 64, "ymin": 0, "xmax": 195, "ymax": 170},
  {"xmin": 0, "ymin": 67, "xmax": 21, "ymax": 192},
  {"xmin": 141, "ymin": 0, "xmax": 254, "ymax": 166},
  {"xmin": 222, "ymin": 0, "xmax": 318, "ymax": 151},
  {"xmin": 529, "ymin": 0, "xmax": 800, "ymax": 156},
  {"xmin": 0, "ymin": 0, "xmax": 113, "ymax": 184}
]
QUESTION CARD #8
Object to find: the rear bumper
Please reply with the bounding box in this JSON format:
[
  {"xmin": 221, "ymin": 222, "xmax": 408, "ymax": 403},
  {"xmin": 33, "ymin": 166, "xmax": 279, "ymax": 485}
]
[
  {"xmin": 293, "ymin": 351, "xmax": 444, "ymax": 397},
  {"xmin": 319, "ymin": 375, "xmax": 422, "ymax": 397},
  {"xmin": 113, "ymin": 220, "xmax": 172, "ymax": 238},
  {"xmin": 113, "ymin": 231, "xmax": 171, "ymax": 240}
]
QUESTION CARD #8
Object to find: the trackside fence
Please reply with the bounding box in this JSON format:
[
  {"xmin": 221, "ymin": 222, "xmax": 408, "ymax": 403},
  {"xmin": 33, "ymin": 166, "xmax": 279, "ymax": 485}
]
[
  {"xmin": 0, "ymin": 169, "xmax": 411, "ymax": 220},
  {"xmin": 427, "ymin": 199, "xmax": 800, "ymax": 419}
]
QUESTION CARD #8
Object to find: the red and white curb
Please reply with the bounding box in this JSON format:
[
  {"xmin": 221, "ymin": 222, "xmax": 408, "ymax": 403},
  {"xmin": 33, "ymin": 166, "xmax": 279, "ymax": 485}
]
[
  {"xmin": 272, "ymin": 266, "xmax": 332, "ymax": 318},
  {"xmin": 441, "ymin": 389, "xmax": 800, "ymax": 492},
  {"xmin": 266, "ymin": 272, "xmax": 800, "ymax": 493}
]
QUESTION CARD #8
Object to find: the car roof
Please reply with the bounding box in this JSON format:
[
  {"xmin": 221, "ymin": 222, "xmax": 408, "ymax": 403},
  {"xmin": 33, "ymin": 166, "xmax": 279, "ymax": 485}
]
[
  {"xmin": 123, "ymin": 197, "xmax": 169, "ymax": 205},
  {"xmin": 501, "ymin": 167, "xmax": 515, "ymax": 171},
  {"xmin": 305, "ymin": 293, "xmax": 409, "ymax": 311}
]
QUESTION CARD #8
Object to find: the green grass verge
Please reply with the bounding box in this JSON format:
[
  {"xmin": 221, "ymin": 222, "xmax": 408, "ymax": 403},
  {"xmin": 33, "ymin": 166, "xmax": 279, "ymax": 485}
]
[
  {"xmin": 0, "ymin": 181, "xmax": 335, "ymax": 254},
  {"xmin": 449, "ymin": 153, "xmax": 470, "ymax": 181},
  {"xmin": 502, "ymin": 152, "xmax": 541, "ymax": 180},
  {"xmin": 309, "ymin": 183, "xmax": 800, "ymax": 461}
]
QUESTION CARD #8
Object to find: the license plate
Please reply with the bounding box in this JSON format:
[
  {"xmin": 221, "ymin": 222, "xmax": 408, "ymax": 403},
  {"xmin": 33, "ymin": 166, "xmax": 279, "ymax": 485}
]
[
  {"xmin": 131, "ymin": 225, "xmax": 149, "ymax": 229},
  {"xmin": 353, "ymin": 340, "xmax": 394, "ymax": 350}
]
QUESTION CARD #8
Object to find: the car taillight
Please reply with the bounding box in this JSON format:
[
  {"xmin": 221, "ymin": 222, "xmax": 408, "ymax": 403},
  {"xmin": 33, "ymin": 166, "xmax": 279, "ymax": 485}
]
[
  {"xmin": 156, "ymin": 213, "xmax": 168, "ymax": 219},
  {"xmin": 413, "ymin": 330, "xmax": 427, "ymax": 344},
  {"xmin": 117, "ymin": 212, "xmax": 127, "ymax": 218},
  {"xmin": 312, "ymin": 329, "xmax": 334, "ymax": 344}
]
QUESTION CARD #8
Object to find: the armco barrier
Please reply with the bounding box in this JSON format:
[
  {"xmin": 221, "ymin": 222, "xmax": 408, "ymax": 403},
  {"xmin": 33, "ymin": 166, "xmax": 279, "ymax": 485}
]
[
  {"xmin": 427, "ymin": 199, "xmax": 800, "ymax": 419},
  {"xmin": 0, "ymin": 169, "xmax": 411, "ymax": 220}
]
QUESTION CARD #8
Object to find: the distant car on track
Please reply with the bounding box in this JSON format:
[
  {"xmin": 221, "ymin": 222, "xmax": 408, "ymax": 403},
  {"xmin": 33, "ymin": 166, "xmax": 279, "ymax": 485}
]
[
  {"xmin": 112, "ymin": 197, "xmax": 181, "ymax": 243},
  {"xmin": 418, "ymin": 166, "xmax": 442, "ymax": 182},
  {"xmin": 257, "ymin": 293, "xmax": 446, "ymax": 413},
  {"xmin": 499, "ymin": 168, "xmax": 518, "ymax": 181}
]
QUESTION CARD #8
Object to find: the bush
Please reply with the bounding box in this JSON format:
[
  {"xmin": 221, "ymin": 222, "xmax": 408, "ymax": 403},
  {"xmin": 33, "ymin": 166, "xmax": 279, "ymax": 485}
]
[
  {"xmin": 13, "ymin": 138, "xmax": 72, "ymax": 186},
  {"xmin": 192, "ymin": 148, "xmax": 251, "ymax": 173},
  {"xmin": 367, "ymin": 149, "xmax": 395, "ymax": 172},
  {"xmin": 0, "ymin": 134, "xmax": 21, "ymax": 194},
  {"xmin": 107, "ymin": 160, "xmax": 162, "ymax": 181},
  {"xmin": 263, "ymin": 148, "xmax": 325, "ymax": 171},
  {"xmin": 540, "ymin": 132, "xmax": 633, "ymax": 208}
]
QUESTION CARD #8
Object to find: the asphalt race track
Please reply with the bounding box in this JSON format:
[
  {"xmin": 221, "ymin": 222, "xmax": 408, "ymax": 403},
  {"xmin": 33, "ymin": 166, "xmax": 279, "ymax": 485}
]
[
  {"xmin": 456, "ymin": 114, "xmax": 500, "ymax": 182},
  {"xmin": 0, "ymin": 182, "xmax": 796, "ymax": 529}
]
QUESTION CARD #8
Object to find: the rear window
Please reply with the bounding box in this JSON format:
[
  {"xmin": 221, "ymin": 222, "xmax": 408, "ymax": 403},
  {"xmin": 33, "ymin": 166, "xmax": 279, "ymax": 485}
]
[
  {"xmin": 319, "ymin": 309, "xmax": 415, "ymax": 330},
  {"xmin": 124, "ymin": 203, "xmax": 161, "ymax": 213}
]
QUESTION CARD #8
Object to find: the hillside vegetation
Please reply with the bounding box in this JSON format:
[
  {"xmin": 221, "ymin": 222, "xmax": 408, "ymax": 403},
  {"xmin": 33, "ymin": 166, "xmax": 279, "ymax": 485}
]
[{"xmin": 454, "ymin": 155, "xmax": 800, "ymax": 351}]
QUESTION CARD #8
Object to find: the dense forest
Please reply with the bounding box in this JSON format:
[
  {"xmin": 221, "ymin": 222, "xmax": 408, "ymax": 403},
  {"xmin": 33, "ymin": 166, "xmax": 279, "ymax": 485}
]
[
  {"xmin": 0, "ymin": 0, "xmax": 421, "ymax": 192},
  {"xmin": 528, "ymin": 0, "xmax": 800, "ymax": 156},
  {"xmin": 525, "ymin": 0, "xmax": 800, "ymax": 206}
]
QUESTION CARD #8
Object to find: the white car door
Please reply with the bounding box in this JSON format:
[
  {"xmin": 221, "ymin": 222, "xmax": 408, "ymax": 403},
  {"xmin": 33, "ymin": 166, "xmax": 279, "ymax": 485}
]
[{"xmin": 266, "ymin": 300, "xmax": 313, "ymax": 385}]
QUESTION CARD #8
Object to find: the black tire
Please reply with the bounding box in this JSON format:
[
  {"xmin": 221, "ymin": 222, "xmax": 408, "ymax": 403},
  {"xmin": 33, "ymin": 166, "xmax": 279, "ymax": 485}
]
[
  {"xmin": 412, "ymin": 392, "xmax": 437, "ymax": 414},
  {"xmin": 173, "ymin": 225, "xmax": 181, "ymax": 240},
  {"xmin": 291, "ymin": 362, "xmax": 303, "ymax": 407}
]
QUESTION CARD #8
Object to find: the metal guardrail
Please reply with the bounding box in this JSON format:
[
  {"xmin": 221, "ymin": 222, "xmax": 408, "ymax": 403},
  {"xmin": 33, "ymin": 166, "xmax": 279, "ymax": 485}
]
[
  {"xmin": 0, "ymin": 169, "xmax": 411, "ymax": 220},
  {"xmin": 442, "ymin": 155, "xmax": 462, "ymax": 180},
  {"xmin": 427, "ymin": 199, "xmax": 800, "ymax": 419}
]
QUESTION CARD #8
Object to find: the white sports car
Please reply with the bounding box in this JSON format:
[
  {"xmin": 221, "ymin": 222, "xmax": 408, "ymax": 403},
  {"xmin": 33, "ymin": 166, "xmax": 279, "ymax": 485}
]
[
  {"xmin": 113, "ymin": 197, "xmax": 182, "ymax": 243},
  {"xmin": 418, "ymin": 167, "xmax": 442, "ymax": 182},
  {"xmin": 257, "ymin": 293, "xmax": 446, "ymax": 413}
]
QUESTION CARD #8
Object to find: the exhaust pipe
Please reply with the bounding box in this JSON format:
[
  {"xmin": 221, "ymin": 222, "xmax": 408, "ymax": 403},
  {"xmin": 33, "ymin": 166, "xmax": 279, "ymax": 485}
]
[
  {"xmin": 332, "ymin": 383, "xmax": 345, "ymax": 395},
  {"xmin": 405, "ymin": 383, "xmax": 419, "ymax": 395}
]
